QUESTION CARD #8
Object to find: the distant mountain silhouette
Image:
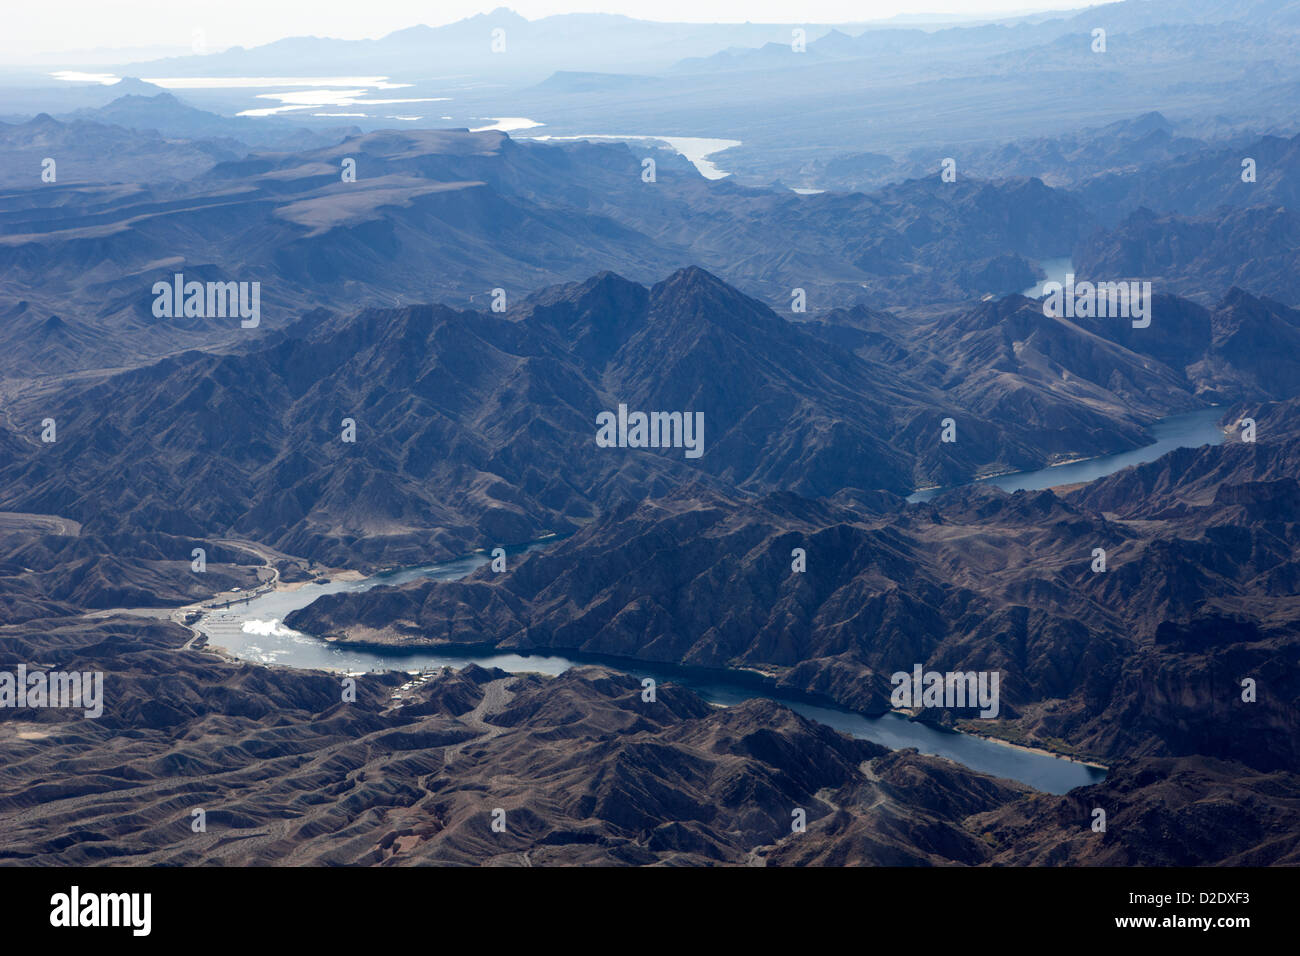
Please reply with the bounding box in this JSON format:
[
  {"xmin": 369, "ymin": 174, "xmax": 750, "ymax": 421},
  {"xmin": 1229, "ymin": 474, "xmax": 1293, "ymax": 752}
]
[
  {"xmin": 0, "ymin": 124, "xmax": 1093, "ymax": 377},
  {"xmin": 64, "ymin": 90, "xmax": 356, "ymax": 150}
]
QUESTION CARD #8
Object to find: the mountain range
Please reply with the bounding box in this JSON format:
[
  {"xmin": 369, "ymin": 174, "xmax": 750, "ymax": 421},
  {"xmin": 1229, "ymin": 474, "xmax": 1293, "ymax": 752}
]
[
  {"xmin": 9, "ymin": 266, "xmax": 1293, "ymax": 573},
  {"xmin": 2, "ymin": 0, "xmax": 1299, "ymax": 871},
  {"xmin": 2, "ymin": 623, "xmax": 1295, "ymax": 865}
]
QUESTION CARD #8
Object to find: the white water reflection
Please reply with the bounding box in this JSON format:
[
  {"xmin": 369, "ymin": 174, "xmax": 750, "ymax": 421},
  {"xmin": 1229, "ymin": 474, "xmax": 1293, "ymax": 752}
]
[
  {"xmin": 525, "ymin": 133, "xmax": 741, "ymax": 179},
  {"xmin": 471, "ymin": 117, "xmax": 545, "ymax": 132},
  {"xmin": 51, "ymin": 74, "xmax": 414, "ymax": 90},
  {"xmin": 49, "ymin": 71, "xmax": 121, "ymax": 85},
  {"xmin": 1022, "ymin": 256, "xmax": 1074, "ymax": 297},
  {"xmin": 49, "ymin": 71, "xmax": 434, "ymax": 118},
  {"xmin": 238, "ymin": 88, "xmax": 446, "ymax": 117}
]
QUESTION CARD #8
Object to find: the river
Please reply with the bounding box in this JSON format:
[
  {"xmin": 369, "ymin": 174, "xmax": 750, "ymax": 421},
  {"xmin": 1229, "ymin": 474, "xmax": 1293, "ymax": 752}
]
[
  {"xmin": 201, "ymin": 565, "xmax": 1111, "ymax": 794},
  {"xmin": 907, "ymin": 406, "xmax": 1225, "ymax": 503},
  {"xmin": 196, "ymin": 406, "xmax": 1225, "ymax": 797}
]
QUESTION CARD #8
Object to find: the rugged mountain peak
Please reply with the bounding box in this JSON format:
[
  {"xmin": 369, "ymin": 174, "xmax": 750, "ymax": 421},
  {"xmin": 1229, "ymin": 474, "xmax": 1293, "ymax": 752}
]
[
  {"xmin": 1215, "ymin": 285, "xmax": 1265, "ymax": 312},
  {"xmin": 1116, "ymin": 110, "xmax": 1174, "ymax": 136},
  {"xmin": 523, "ymin": 271, "xmax": 650, "ymax": 363},
  {"xmin": 949, "ymin": 292, "xmax": 1037, "ymax": 333},
  {"xmin": 1126, "ymin": 205, "xmax": 1161, "ymax": 225},
  {"xmin": 482, "ymin": 6, "xmax": 528, "ymax": 23},
  {"xmin": 457, "ymin": 663, "xmax": 511, "ymax": 685},
  {"xmin": 107, "ymin": 77, "xmax": 168, "ymax": 96},
  {"xmin": 647, "ymin": 265, "xmax": 782, "ymax": 334},
  {"xmin": 103, "ymin": 91, "xmax": 184, "ymax": 109},
  {"xmin": 527, "ymin": 270, "xmax": 646, "ymax": 313},
  {"xmin": 653, "ymin": 264, "xmax": 733, "ymax": 295}
]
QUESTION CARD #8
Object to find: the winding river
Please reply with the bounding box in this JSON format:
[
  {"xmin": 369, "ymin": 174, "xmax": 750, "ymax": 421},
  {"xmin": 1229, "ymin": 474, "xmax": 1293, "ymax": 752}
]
[
  {"xmin": 197, "ymin": 409, "xmax": 1226, "ymax": 795},
  {"xmin": 908, "ymin": 407, "xmax": 1225, "ymax": 503},
  {"xmin": 201, "ymin": 567, "xmax": 1110, "ymax": 793},
  {"xmin": 202, "ymin": 584, "xmax": 1105, "ymax": 793}
]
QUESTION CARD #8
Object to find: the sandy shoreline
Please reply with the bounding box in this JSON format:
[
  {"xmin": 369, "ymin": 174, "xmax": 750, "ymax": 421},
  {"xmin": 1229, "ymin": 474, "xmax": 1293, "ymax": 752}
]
[{"xmin": 957, "ymin": 726, "xmax": 1109, "ymax": 770}]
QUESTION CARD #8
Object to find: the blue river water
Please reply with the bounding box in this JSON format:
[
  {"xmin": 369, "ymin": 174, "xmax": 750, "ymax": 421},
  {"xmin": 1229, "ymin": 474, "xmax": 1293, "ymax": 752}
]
[
  {"xmin": 908, "ymin": 407, "xmax": 1225, "ymax": 503},
  {"xmin": 193, "ymin": 407, "xmax": 1226, "ymax": 794}
]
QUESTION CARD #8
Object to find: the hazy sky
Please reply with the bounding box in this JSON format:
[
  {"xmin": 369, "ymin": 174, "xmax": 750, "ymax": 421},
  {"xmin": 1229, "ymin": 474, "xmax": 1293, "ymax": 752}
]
[{"xmin": 3, "ymin": 1, "xmax": 1090, "ymax": 61}]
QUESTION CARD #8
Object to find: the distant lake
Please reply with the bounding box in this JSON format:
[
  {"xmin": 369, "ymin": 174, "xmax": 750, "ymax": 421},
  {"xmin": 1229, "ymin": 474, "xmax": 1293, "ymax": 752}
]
[
  {"xmin": 524, "ymin": 133, "xmax": 741, "ymax": 179},
  {"xmin": 50, "ymin": 72, "xmax": 445, "ymax": 119},
  {"xmin": 908, "ymin": 406, "xmax": 1225, "ymax": 503},
  {"xmin": 470, "ymin": 117, "xmax": 545, "ymax": 132},
  {"xmin": 1021, "ymin": 256, "xmax": 1074, "ymax": 297},
  {"xmin": 49, "ymin": 72, "xmax": 742, "ymax": 176}
]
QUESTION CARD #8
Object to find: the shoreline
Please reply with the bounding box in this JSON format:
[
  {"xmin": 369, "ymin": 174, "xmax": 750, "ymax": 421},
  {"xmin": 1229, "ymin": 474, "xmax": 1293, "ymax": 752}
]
[
  {"xmin": 908, "ymin": 406, "xmax": 1227, "ymax": 501},
  {"xmin": 177, "ymin": 540, "xmax": 1118, "ymax": 781},
  {"xmin": 955, "ymin": 723, "xmax": 1109, "ymax": 770},
  {"xmin": 207, "ymin": 579, "xmax": 1110, "ymax": 776},
  {"xmin": 185, "ymin": 540, "xmax": 556, "ymax": 667}
]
